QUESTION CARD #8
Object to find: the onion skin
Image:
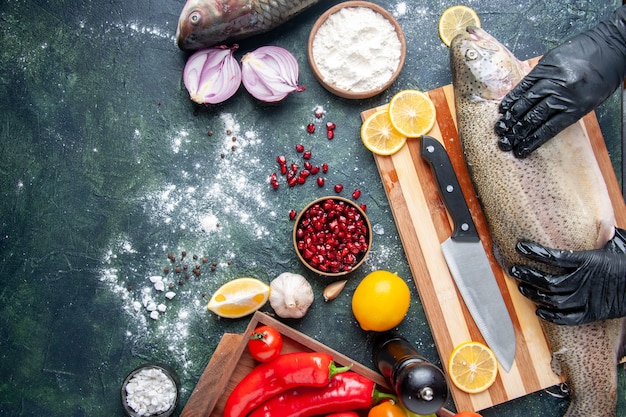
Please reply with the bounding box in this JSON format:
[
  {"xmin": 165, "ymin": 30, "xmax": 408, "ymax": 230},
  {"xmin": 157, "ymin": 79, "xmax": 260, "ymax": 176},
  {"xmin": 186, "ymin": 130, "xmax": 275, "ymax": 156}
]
[
  {"xmin": 183, "ymin": 45, "xmax": 241, "ymax": 104},
  {"xmin": 241, "ymin": 46, "xmax": 305, "ymax": 102}
]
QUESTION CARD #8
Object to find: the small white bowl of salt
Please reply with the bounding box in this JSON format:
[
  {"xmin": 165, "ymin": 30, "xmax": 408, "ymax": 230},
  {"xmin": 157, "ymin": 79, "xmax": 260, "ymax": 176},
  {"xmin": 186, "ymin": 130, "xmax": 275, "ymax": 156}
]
[
  {"xmin": 308, "ymin": 1, "xmax": 406, "ymax": 99},
  {"xmin": 121, "ymin": 362, "xmax": 179, "ymax": 417}
]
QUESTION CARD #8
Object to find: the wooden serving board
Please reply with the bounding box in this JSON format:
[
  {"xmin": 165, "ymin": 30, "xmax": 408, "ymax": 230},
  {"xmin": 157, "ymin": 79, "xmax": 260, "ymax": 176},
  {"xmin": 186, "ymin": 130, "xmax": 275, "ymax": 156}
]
[
  {"xmin": 181, "ymin": 311, "xmax": 456, "ymax": 417},
  {"xmin": 361, "ymin": 81, "xmax": 626, "ymax": 412}
]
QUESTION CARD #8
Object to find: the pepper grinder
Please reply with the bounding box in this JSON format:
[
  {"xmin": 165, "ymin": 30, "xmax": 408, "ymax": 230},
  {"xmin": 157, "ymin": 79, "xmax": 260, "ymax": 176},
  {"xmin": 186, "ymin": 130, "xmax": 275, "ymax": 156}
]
[{"xmin": 374, "ymin": 332, "xmax": 448, "ymax": 415}]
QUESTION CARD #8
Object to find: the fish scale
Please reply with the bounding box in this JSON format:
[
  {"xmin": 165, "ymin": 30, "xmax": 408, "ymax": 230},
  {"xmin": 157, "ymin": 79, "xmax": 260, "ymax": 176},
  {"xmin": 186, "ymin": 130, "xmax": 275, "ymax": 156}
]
[
  {"xmin": 176, "ymin": 0, "xmax": 322, "ymax": 50},
  {"xmin": 450, "ymin": 26, "xmax": 625, "ymax": 416}
]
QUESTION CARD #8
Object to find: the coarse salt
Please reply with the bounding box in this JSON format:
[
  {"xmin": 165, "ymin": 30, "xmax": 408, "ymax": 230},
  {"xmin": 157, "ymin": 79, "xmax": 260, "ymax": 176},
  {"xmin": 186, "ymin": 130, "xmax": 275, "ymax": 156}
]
[
  {"xmin": 125, "ymin": 367, "xmax": 177, "ymax": 416},
  {"xmin": 311, "ymin": 6, "xmax": 402, "ymax": 93}
]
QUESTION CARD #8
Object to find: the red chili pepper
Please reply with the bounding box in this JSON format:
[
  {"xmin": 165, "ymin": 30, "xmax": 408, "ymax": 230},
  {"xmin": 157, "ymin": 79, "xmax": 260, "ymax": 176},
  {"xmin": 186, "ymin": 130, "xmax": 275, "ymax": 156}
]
[
  {"xmin": 223, "ymin": 352, "xmax": 351, "ymax": 417},
  {"xmin": 248, "ymin": 372, "xmax": 395, "ymax": 417},
  {"xmin": 326, "ymin": 413, "xmax": 360, "ymax": 417}
]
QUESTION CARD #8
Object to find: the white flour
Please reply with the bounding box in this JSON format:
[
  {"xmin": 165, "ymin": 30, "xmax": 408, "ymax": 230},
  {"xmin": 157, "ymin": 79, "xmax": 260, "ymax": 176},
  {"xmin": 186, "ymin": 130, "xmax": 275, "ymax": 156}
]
[{"xmin": 311, "ymin": 6, "xmax": 402, "ymax": 93}]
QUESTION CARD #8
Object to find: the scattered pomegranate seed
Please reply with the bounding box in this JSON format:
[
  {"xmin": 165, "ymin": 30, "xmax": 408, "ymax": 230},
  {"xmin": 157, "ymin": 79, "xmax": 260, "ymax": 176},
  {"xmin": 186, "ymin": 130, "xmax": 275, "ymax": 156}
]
[
  {"xmin": 297, "ymin": 176, "xmax": 306, "ymax": 185},
  {"xmin": 306, "ymin": 123, "xmax": 315, "ymax": 134},
  {"xmin": 271, "ymin": 181, "xmax": 279, "ymax": 189},
  {"xmin": 314, "ymin": 107, "xmax": 324, "ymax": 119},
  {"xmin": 303, "ymin": 161, "xmax": 313, "ymax": 171},
  {"xmin": 280, "ymin": 165, "xmax": 288, "ymax": 175},
  {"xmin": 303, "ymin": 150, "xmax": 312, "ymax": 160},
  {"xmin": 334, "ymin": 184, "xmax": 344, "ymax": 193},
  {"xmin": 295, "ymin": 199, "xmax": 369, "ymax": 273},
  {"xmin": 291, "ymin": 163, "xmax": 298, "ymax": 172},
  {"xmin": 360, "ymin": 204, "xmax": 367, "ymax": 212},
  {"xmin": 277, "ymin": 155, "xmax": 286, "ymax": 165},
  {"xmin": 327, "ymin": 130, "xmax": 334, "ymax": 140},
  {"xmin": 317, "ymin": 177, "xmax": 325, "ymax": 187},
  {"xmin": 352, "ymin": 189, "xmax": 361, "ymax": 200},
  {"xmin": 310, "ymin": 166, "xmax": 320, "ymax": 175},
  {"xmin": 326, "ymin": 121, "xmax": 336, "ymax": 130},
  {"xmin": 295, "ymin": 144, "xmax": 305, "ymax": 153},
  {"xmin": 288, "ymin": 177, "xmax": 297, "ymax": 187},
  {"xmin": 300, "ymin": 170, "xmax": 310, "ymax": 178},
  {"xmin": 322, "ymin": 163, "xmax": 329, "ymax": 173},
  {"xmin": 289, "ymin": 209, "xmax": 297, "ymax": 220}
]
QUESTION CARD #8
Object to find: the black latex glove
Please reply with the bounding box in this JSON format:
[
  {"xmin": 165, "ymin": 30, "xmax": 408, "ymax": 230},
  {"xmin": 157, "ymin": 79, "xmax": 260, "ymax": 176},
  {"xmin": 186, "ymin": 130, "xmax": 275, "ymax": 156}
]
[
  {"xmin": 495, "ymin": 6, "xmax": 626, "ymax": 158},
  {"xmin": 510, "ymin": 228, "xmax": 626, "ymax": 325}
]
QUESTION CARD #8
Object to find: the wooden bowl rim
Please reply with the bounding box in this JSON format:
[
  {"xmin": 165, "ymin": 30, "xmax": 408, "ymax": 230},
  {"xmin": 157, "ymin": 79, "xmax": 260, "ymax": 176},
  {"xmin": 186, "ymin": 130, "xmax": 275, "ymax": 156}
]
[
  {"xmin": 307, "ymin": 1, "xmax": 406, "ymax": 99},
  {"xmin": 293, "ymin": 196, "xmax": 372, "ymax": 277}
]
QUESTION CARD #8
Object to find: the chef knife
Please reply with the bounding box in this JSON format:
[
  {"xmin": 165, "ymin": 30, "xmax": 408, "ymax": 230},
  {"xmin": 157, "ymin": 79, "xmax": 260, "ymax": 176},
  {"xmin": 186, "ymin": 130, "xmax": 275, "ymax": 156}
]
[{"xmin": 420, "ymin": 135, "xmax": 515, "ymax": 372}]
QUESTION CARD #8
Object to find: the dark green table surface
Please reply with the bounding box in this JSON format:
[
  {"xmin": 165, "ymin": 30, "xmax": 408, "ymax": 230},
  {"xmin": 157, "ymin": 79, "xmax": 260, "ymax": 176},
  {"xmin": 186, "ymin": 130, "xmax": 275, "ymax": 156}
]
[{"xmin": 1, "ymin": 0, "xmax": 624, "ymax": 416}]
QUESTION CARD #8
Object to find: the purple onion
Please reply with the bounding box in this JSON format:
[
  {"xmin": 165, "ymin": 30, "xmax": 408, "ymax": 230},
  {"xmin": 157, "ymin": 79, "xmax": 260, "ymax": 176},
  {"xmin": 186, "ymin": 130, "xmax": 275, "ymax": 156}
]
[
  {"xmin": 183, "ymin": 45, "xmax": 242, "ymax": 104},
  {"xmin": 241, "ymin": 46, "xmax": 306, "ymax": 102}
]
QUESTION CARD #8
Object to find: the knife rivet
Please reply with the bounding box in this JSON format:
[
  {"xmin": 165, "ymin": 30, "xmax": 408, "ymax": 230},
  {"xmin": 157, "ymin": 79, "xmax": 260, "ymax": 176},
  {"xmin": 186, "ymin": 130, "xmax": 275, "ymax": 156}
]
[
  {"xmin": 446, "ymin": 185, "xmax": 454, "ymax": 193},
  {"xmin": 461, "ymin": 223, "xmax": 470, "ymax": 231},
  {"xmin": 426, "ymin": 145, "xmax": 435, "ymax": 153}
]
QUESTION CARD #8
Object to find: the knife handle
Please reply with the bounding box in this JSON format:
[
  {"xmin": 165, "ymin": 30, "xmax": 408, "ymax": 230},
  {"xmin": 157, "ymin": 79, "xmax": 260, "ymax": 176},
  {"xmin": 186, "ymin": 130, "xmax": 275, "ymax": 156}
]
[{"xmin": 420, "ymin": 136, "xmax": 479, "ymax": 242}]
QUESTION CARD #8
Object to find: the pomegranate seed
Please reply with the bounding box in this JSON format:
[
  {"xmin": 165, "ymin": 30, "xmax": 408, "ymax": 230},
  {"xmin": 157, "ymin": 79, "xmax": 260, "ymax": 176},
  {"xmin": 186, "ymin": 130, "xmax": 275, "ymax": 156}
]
[
  {"xmin": 302, "ymin": 150, "xmax": 312, "ymax": 160},
  {"xmin": 295, "ymin": 144, "xmax": 305, "ymax": 153},
  {"xmin": 269, "ymin": 173, "xmax": 277, "ymax": 182},
  {"xmin": 280, "ymin": 165, "xmax": 288, "ymax": 175},
  {"xmin": 277, "ymin": 155, "xmax": 286, "ymax": 165},
  {"xmin": 300, "ymin": 170, "xmax": 310, "ymax": 178},
  {"xmin": 310, "ymin": 166, "xmax": 320, "ymax": 175},
  {"xmin": 297, "ymin": 176, "xmax": 306, "ymax": 185},
  {"xmin": 334, "ymin": 184, "xmax": 344, "ymax": 193},
  {"xmin": 327, "ymin": 130, "xmax": 334, "ymax": 140},
  {"xmin": 289, "ymin": 209, "xmax": 297, "ymax": 219},
  {"xmin": 271, "ymin": 181, "xmax": 279, "ymax": 189},
  {"xmin": 352, "ymin": 189, "xmax": 361, "ymax": 200},
  {"xmin": 306, "ymin": 123, "xmax": 315, "ymax": 134},
  {"xmin": 314, "ymin": 107, "xmax": 324, "ymax": 119},
  {"xmin": 317, "ymin": 177, "xmax": 325, "ymax": 187},
  {"xmin": 326, "ymin": 121, "xmax": 336, "ymax": 130},
  {"xmin": 322, "ymin": 163, "xmax": 329, "ymax": 173},
  {"xmin": 303, "ymin": 161, "xmax": 313, "ymax": 171},
  {"xmin": 288, "ymin": 177, "xmax": 297, "ymax": 187},
  {"xmin": 291, "ymin": 163, "xmax": 298, "ymax": 172}
]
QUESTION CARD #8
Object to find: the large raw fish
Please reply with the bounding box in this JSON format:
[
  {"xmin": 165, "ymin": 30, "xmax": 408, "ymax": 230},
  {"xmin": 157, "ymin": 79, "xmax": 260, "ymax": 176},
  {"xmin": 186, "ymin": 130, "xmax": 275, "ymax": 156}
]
[
  {"xmin": 176, "ymin": 0, "xmax": 321, "ymax": 50},
  {"xmin": 449, "ymin": 26, "xmax": 625, "ymax": 416}
]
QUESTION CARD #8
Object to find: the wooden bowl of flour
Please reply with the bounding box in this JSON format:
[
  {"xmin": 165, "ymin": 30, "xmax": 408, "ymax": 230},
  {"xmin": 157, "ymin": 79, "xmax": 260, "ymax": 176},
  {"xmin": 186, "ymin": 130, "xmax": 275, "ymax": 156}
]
[{"xmin": 308, "ymin": 1, "xmax": 406, "ymax": 99}]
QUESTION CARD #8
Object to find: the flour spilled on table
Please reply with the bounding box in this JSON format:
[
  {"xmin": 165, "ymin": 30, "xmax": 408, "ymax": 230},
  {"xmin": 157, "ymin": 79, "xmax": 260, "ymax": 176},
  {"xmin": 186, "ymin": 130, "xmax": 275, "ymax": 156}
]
[{"xmin": 98, "ymin": 109, "xmax": 396, "ymax": 387}]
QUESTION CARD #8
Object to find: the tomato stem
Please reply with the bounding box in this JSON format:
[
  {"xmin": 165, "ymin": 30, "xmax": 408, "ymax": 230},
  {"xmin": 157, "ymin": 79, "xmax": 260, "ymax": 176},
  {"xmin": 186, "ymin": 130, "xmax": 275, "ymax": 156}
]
[{"xmin": 249, "ymin": 332, "xmax": 267, "ymax": 343}]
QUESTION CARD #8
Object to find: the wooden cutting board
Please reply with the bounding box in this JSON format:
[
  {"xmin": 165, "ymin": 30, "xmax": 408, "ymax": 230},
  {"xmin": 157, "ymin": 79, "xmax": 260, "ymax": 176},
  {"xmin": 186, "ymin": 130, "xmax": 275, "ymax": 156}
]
[{"xmin": 361, "ymin": 81, "xmax": 626, "ymax": 412}]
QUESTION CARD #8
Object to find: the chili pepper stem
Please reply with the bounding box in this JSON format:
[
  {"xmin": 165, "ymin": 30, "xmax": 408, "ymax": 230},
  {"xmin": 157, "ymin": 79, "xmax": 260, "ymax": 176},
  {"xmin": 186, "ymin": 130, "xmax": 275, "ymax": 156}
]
[
  {"xmin": 328, "ymin": 362, "xmax": 352, "ymax": 379},
  {"xmin": 372, "ymin": 386, "xmax": 398, "ymax": 405}
]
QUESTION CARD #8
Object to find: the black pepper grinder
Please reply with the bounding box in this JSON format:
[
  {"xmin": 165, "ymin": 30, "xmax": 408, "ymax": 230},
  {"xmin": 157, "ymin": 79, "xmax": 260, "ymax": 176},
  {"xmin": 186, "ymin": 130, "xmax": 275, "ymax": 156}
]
[{"xmin": 374, "ymin": 332, "xmax": 448, "ymax": 415}]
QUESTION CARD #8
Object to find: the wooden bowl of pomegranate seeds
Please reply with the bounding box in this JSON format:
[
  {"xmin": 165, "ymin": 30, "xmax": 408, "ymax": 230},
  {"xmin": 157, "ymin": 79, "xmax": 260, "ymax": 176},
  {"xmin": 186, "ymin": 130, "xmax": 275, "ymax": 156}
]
[{"xmin": 294, "ymin": 196, "xmax": 372, "ymax": 277}]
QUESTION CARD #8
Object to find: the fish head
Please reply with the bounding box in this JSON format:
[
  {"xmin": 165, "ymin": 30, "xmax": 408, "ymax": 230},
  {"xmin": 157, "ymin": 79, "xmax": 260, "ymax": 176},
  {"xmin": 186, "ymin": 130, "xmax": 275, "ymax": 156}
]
[
  {"xmin": 176, "ymin": 0, "xmax": 253, "ymax": 50},
  {"xmin": 450, "ymin": 26, "xmax": 528, "ymax": 101}
]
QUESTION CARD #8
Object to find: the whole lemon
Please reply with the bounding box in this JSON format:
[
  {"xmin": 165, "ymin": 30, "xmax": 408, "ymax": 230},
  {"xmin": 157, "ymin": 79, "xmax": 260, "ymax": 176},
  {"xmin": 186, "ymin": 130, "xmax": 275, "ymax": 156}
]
[{"xmin": 352, "ymin": 270, "xmax": 410, "ymax": 331}]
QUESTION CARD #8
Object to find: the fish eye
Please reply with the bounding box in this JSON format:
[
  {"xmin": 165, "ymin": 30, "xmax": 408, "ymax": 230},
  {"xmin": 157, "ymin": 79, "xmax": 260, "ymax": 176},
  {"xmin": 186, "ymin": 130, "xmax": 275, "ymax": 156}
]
[
  {"xmin": 465, "ymin": 48, "xmax": 478, "ymax": 60},
  {"xmin": 189, "ymin": 11, "xmax": 202, "ymax": 26}
]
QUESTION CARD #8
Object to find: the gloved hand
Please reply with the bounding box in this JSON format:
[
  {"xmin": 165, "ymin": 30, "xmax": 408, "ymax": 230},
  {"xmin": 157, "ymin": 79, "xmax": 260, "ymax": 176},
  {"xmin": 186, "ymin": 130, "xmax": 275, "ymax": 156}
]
[
  {"xmin": 495, "ymin": 6, "xmax": 626, "ymax": 158},
  {"xmin": 509, "ymin": 228, "xmax": 626, "ymax": 325}
]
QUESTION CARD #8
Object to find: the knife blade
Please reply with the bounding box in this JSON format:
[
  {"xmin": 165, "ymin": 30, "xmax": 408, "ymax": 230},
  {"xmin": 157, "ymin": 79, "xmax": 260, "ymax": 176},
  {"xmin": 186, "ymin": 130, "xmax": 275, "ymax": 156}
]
[{"xmin": 420, "ymin": 135, "xmax": 515, "ymax": 372}]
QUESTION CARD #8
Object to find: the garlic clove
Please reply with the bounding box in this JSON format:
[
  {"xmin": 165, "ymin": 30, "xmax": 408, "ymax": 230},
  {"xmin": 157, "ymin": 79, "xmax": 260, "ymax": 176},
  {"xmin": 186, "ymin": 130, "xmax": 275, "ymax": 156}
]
[
  {"xmin": 183, "ymin": 45, "xmax": 242, "ymax": 104},
  {"xmin": 241, "ymin": 46, "xmax": 306, "ymax": 102},
  {"xmin": 323, "ymin": 280, "xmax": 348, "ymax": 302}
]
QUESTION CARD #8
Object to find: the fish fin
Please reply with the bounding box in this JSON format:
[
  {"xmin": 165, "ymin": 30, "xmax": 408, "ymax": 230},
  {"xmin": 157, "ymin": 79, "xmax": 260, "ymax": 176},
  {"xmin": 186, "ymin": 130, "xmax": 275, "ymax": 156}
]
[{"xmin": 550, "ymin": 348, "xmax": 566, "ymax": 377}]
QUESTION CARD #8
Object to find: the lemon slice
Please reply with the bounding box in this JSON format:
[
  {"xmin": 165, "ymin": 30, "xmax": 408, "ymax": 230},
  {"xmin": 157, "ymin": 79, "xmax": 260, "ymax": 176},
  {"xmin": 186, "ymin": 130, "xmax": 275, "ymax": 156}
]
[
  {"xmin": 438, "ymin": 5, "xmax": 481, "ymax": 47},
  {"xmin": 388, "ymin": 90, "xmax": 436, "ymax": 138},
  {"xmin": 448, "ymin": 341, "xmax": 498, "ymax": 394},
  {"xmin": 361, "ymin": 109, "xmax": 407, "ymax": 156},
  {"xmin": 207, "ymin": 277, "xmax": 270, "ymax": 318}
]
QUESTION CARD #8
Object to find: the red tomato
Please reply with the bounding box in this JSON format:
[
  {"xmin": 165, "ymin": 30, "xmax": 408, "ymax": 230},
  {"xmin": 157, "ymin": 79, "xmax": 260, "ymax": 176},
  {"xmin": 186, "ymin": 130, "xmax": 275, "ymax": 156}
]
[
  {"xmin": 454, "ymin": 413, "xmax": 483, "ymax": 417},
  {"xmin": 368, "ymin": 401, "xmax": 406, "ymax": 417},
  {"xmin": 247, "ymin": 325, "xmax": 283, "ymax": 362}
]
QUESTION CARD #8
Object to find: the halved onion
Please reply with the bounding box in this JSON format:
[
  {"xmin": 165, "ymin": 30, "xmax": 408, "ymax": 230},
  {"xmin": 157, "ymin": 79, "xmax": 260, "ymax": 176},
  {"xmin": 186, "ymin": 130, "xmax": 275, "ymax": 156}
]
[
  {"xmin": 183, "ymin": 45, "xmax": 241, "ymax": 104},
  {"xmin": 241, "ymin": 46, "xmax": 306, "ymax": 102}
]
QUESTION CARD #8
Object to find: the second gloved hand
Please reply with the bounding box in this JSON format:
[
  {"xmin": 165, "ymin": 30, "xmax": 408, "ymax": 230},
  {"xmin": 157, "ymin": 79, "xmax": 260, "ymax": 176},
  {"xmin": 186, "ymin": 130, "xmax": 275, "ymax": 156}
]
[
  {"xmin": 495, "ymin": 6, "xmax": 626, "ymax": 158},
  {"xmin": 510, "ymin": 228, "xmax": 626, "ymax": 325}
]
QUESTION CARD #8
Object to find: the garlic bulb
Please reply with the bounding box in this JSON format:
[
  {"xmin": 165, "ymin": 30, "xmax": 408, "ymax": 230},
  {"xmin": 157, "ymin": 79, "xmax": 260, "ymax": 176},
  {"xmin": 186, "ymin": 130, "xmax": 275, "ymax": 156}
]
[{"xmin": 269, "ymin": 272, "xmax": 314, "ymax": 319}]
